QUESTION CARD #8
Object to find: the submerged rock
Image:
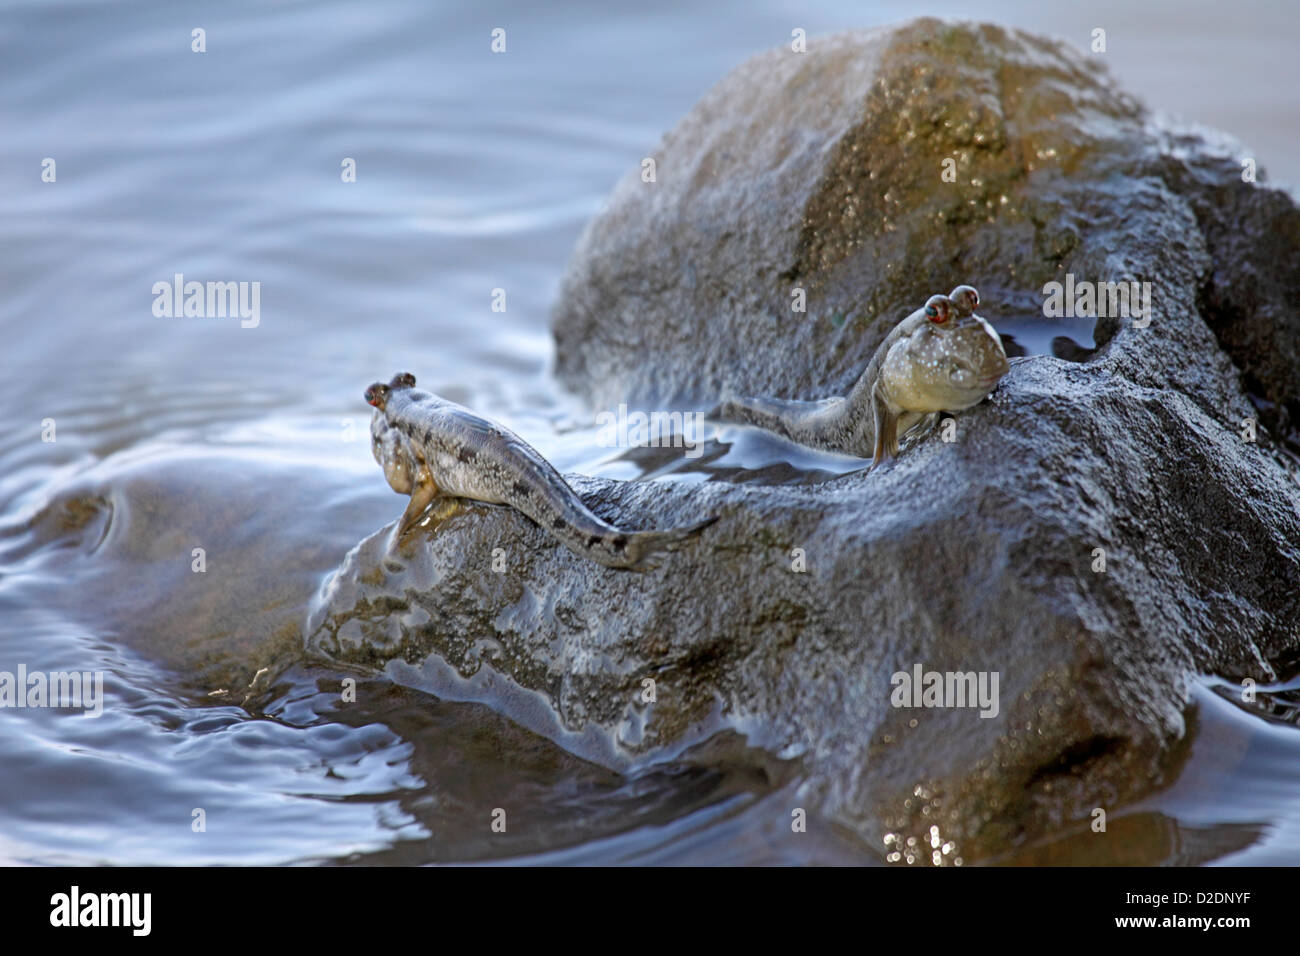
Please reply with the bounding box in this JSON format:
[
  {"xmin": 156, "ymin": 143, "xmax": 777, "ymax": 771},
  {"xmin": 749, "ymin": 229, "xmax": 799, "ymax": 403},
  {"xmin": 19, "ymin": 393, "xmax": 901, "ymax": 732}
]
[{"xmin": 312, "ymin": 19, "xmax": 1300, "ymax": 862}]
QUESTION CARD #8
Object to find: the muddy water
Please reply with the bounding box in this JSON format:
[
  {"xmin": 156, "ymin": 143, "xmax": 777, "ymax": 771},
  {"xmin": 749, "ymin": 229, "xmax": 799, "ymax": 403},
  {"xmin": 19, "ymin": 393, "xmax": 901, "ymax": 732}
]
[{"xmin": 1, "ymin": 0, "xmax": 1296, "ymax": 864}]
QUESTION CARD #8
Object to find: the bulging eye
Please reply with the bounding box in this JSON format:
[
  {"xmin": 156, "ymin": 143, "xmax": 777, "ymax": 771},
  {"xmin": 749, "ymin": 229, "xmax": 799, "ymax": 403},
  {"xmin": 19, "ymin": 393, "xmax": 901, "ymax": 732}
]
[
  {"xmin": 924, "ymin": 295, "xmax": 951, "ymax": 323},
  {"xmin": 949, "ymin": 285, "xmax": 980, "ymax": 315}
]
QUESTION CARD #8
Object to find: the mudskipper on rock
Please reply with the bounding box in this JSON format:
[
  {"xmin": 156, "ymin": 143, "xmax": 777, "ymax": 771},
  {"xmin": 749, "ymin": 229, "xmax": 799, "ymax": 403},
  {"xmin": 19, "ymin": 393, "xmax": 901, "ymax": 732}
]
[
  {"xmin": 366, "ymin": 373, "xmax": 715, "ymax": 569},
  {"xmin": 711, "ymin": 286, "xmax": 1010, "ymax": 467}
]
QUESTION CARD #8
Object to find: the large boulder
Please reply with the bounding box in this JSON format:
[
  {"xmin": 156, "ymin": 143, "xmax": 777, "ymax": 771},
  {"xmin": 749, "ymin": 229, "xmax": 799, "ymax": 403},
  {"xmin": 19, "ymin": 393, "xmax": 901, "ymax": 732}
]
[
  {"xmin": 310, "ymin": 18, "xmax": 1300, "ymax": 863},
  {"xmin": 551, "ymin": 19, "xmax": 1300, "ymax": 431}
]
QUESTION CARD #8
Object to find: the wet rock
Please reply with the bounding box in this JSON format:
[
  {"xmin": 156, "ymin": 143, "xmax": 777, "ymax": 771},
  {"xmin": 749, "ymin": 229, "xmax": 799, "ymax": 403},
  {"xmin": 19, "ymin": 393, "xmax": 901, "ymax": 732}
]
[{"xmin": 313, "ymin": 18, "xmax": 1300, "ymax": 862}]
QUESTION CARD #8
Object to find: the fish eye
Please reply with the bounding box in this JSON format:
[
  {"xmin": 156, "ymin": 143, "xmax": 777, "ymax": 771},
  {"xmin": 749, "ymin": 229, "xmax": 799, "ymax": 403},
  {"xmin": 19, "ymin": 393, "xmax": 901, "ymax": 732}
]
[
  {"xmin": 950, "ymin": 285, "xmax": 979, "ymax": 313},
  {"xmin": 924, "ymin": 295, "xmax": 951, "ymax": 323}
]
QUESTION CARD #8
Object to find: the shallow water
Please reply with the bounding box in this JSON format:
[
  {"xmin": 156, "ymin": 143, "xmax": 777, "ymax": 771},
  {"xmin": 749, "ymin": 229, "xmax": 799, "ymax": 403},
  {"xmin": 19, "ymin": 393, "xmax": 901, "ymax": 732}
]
[{"xmin": 1, "ymin": 0, "xmax": 1297, "ymax": 865}]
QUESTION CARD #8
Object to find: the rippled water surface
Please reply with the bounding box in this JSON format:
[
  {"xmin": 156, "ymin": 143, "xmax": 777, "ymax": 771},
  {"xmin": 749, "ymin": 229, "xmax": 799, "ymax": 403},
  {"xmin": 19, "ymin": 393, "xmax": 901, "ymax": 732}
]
[{"xmin": 2, "ymin": 0, "xmax": 1297, "ymax": 865}]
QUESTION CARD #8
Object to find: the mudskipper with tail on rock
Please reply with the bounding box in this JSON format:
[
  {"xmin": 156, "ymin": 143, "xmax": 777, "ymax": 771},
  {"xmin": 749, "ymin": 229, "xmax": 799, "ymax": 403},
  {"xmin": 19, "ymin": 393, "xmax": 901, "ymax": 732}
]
[{"xmin": 366, "ymin": 373, "xmax": 715, "ymax": 569}]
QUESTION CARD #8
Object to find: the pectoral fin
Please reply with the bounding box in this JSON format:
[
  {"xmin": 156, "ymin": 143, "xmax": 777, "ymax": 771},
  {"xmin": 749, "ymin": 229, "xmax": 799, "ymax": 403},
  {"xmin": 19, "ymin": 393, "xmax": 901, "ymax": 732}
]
[
  {"xmin": 396, "ymin": 478, "xmax": 440, "ymax": 537},
  {"xmin": 870, "ymin": 387, "xmax": 900, "ymax": 471}
]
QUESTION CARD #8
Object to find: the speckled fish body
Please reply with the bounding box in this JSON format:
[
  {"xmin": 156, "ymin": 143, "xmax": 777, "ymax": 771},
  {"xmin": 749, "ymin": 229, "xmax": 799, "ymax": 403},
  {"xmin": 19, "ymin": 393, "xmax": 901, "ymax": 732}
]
[
  {"xmin": 712, "ymin": 286, "xmax": 1009, "ymax": 466},
  {"xmin": 876, "ymin": 310, "xmax": 1007, "ymax": 414},
  {"xmin": 367, "ymin": 375, "xmax": 712, "ymax": 570}
]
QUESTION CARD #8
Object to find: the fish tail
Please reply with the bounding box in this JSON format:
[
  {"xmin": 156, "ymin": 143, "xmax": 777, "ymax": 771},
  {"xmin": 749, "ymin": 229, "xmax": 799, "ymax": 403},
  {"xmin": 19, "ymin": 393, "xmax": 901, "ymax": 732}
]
[
  {"xmin": 517, "ymin": 472, "xmax": 716, "ymax": 570},
  {"xmin": 710, "ymin": 394, "xmax": 841, "ymax": 444},
  {"xmin": 620, "ymin": 515, "xmax": 718, "ymax": 571}
]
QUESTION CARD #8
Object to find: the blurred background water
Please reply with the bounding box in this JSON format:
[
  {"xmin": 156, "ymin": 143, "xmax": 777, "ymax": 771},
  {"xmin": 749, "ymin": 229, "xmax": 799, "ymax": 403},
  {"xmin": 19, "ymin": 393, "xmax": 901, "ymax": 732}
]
[{"xmin": 0, "ymin": 0, "xmax": 1296, "ymax": 865}]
